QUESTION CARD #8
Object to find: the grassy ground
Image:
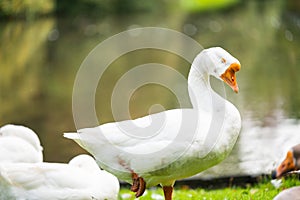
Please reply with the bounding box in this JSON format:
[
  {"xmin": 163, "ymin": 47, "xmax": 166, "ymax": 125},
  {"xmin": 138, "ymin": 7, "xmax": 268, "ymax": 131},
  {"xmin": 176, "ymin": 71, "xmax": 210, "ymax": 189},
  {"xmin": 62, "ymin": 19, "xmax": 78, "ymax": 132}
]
[{"xmin": 119, "ymin": 176, "xmax": 300, "ymax": 200}]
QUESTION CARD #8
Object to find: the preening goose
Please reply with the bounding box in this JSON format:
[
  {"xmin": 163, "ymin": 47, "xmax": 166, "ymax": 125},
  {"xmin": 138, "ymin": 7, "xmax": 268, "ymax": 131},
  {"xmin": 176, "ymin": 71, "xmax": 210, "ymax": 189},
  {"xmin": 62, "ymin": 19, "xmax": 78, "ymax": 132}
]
[
  {"xmin": 0, "ymin": 154, "xmax": 120, "ymax": 200},
  {"xmin": 0, "ymin": 124, "xmax": 43, "ymax": 163},
  {"xmin": 64, "ymin": 47, "xmax": 242, "ymax": 200}
]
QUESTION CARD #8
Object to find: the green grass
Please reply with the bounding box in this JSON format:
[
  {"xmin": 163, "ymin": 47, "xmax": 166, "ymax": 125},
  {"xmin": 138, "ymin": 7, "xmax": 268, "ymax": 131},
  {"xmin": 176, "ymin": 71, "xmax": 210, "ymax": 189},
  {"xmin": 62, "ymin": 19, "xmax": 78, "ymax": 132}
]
[{"xmin": 119, "ymin": 177, "xmax": 300, "ymax": 200}]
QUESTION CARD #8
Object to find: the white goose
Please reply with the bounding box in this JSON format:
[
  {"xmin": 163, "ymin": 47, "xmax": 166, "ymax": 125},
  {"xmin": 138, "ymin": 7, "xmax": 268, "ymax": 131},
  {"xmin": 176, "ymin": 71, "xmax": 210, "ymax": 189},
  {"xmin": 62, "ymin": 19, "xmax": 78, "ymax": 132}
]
[
  {"xmin": 0, "ymin": 154, "xmax": 120, "ymax": 200},
  {"xmin": 64, "ymin": 47, "xmax": 242, "ymax": 200},
  {"xmin": 273, "ymin": 186, "xmax": 300, "ymax": 200},
  {"xmin": 0, "ymin": 124, "xmax": 43, "ymax": 163}
]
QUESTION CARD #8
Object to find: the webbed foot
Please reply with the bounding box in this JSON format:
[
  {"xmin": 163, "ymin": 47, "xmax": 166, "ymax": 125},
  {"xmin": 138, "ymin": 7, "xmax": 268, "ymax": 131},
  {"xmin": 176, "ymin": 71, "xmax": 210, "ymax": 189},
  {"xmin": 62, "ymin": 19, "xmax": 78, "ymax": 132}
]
[{"xmin": 130, "ymin": 173, "xmax": 146, "ymax": 198}]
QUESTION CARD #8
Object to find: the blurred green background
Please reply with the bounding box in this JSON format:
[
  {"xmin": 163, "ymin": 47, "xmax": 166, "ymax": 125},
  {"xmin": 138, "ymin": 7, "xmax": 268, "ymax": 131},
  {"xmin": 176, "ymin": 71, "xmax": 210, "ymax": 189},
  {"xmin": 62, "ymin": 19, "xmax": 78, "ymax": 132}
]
[{"xmin": 0, "ymin": 0, "xmax": 299, "ymax": 165}]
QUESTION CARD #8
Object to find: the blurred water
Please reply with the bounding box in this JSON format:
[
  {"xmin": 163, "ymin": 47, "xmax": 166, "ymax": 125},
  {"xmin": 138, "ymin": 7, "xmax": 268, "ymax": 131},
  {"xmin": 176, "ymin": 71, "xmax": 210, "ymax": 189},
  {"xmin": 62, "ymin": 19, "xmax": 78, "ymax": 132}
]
[{"xmin": 0, "ymin": 1, "xmax": 299, "ymax": 177}]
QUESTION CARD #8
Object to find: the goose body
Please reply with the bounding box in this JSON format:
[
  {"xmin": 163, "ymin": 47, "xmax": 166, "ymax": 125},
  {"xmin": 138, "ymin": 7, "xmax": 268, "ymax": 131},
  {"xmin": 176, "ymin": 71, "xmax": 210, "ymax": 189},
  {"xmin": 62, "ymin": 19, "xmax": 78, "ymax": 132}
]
[
  {"xmin": 0, "ymin": 154, "xmax": 120, "ymax": 200},
  {"xmin": 0, "ymin": 124, "xmax": 43, "ymax": 163},
  {"xmin": 273, "ymin": 186, "xmax": 300, "ymax": 200},
  {"xmin": 65, "ymin": 47, "xmax": 242, "ymax": 199}
]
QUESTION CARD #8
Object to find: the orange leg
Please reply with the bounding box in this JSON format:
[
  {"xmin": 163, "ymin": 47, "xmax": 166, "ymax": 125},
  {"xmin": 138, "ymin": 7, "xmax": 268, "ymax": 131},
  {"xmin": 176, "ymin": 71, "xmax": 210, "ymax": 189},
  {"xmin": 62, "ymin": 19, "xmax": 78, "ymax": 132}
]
[
  {"xmin": 163, "ymin": 186, "xmax": 173, "ymax": 200},
  {"xmin": 130, "ymin": 173, "xmax": 139, "ymax": 192},
  {"xmin": 130, "ymin": 173, "xmax": 146, "ymax": 198},
  {"xmin": 136, "ymin": 176, "xmax": 146, "ymax": 197}
]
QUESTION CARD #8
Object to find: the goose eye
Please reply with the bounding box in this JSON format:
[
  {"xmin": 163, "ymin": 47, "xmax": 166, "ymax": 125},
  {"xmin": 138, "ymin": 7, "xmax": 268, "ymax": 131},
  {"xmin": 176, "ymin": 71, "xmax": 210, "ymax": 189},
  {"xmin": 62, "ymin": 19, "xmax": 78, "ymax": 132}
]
[{"xmin": 221, "ymin": 58, "xmax": 226, "ymax": 63}]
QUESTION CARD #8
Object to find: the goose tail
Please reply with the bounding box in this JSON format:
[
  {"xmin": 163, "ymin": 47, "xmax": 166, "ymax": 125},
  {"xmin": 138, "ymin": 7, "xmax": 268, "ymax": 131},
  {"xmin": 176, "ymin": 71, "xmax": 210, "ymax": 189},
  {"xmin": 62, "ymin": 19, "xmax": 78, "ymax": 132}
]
[
  {"xmin": 63, "ymin": 132, "xmax": 85, "ymax": 149},
  {"xmin": 63, "ymin": 132, "xmax": 80, "ymax": 140}
]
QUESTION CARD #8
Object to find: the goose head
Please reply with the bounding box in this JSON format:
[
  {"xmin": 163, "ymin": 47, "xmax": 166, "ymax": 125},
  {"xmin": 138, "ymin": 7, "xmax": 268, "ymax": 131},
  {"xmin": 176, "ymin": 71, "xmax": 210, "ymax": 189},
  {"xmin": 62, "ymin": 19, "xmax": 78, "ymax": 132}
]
[
  {"xmin": 0, "ymin": 124, "xmax": 43, "ymax": 153},
  {"xmin": 194, "ymin": 47, "xmax": 241, "ymax": 93},
  {"xmin": 272, "ymin": 144, "xmax": 300, "ymax": 179}
]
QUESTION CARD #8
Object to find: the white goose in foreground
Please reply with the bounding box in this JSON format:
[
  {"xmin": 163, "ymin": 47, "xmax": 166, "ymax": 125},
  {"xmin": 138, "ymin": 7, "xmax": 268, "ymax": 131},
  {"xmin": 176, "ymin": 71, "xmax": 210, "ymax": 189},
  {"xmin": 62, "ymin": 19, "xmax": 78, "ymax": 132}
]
[
  {"xmin": 0, "ymin": 124, "xmax": 43, "ymax": 163},
  {"xmin": 0, "ymin": 154, "xmax": 120, "ymax": 200},
  {"xmin": 64, "ymin": 47, "xmax": 242, "ymax": 200}
]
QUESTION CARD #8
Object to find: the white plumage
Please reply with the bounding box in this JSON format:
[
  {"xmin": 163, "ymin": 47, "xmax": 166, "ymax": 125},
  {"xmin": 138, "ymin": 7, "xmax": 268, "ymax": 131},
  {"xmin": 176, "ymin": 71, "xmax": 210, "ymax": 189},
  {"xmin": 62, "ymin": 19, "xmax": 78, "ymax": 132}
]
[
  {"xmin": 0, "ymin": 154, "xmax": 120, "ymax": 200},
  {"xmin": 0, "ymin": 124, "xmax": 43, "ymax": 163},
  {"xmin": 64, "ymin": 47, "xmax": 242, "ymax": 199}
]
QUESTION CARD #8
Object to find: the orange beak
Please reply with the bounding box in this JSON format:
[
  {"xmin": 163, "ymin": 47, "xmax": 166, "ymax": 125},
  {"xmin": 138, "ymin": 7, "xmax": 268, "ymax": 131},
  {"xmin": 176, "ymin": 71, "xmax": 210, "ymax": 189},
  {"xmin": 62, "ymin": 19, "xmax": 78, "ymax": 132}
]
[
  {"xmin": 220, "ymin": 63, "xmax": 241, "ymax": 93},
  {"xmin": 275, "ymin": 151, "xmax": 296, "ymax": 178}
]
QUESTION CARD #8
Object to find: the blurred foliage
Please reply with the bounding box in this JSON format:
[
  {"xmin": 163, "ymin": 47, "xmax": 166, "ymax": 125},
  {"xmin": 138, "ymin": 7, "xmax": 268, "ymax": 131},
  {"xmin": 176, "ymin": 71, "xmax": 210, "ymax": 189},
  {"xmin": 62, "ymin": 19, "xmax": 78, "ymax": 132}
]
[
  {"xmin": 0, "ymin": 0, "xmax": 299, "ymax": 163},
  {"xmin": 0, "ymin": 16, "xmax": 90, "ymax": 161},
  {"xmin": 0, "ymin": 19, "xmax": 54, "ymax": 114},
  {"xmin": 55, "ymin": 0, "xmax": 108, "ymax": 17},
  {"xmin": 55, "ymin": 0, "xmax": 167, "ymax": 17},
  {"xmin": 0, "ymin": 0, "xmax": 242, "ymax": 19},
  {"xmin": 180, "ymin": 0, "xmax": 240, "ymax": 12},
  {"xmin": 55, "ymin": 0, "xmax": 242, "ymax": 17},
  {"xmin": 0, "ymin": 0, "xmax": 54, "ymax": 18},
  {"xmin": 286, "ymin": 0, "xmax": 300, "ymax": 12},
  {"xmin": 1, "ymin": 0, "xmax": 300, "ymax": 19}
]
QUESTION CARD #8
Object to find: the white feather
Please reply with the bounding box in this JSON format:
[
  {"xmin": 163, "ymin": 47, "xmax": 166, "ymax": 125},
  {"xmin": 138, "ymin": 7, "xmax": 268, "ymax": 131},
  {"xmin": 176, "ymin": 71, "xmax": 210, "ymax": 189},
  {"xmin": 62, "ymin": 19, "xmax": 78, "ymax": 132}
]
[
  {"xmin": 64, "ymin": 47, "xmax": 242, "ymax": 188},
  {"xmin": 0, "ymin": 154, "xmax": 119, "ymax": 200},
  {"xmin": 0, "ymin": 124, "xmax": 43, "ymax": 163}
]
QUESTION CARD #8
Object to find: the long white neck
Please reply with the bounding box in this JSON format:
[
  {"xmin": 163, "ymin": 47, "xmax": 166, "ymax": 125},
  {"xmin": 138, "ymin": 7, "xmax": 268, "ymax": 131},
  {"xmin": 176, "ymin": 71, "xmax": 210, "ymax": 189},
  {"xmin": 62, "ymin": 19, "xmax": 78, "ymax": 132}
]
[{"xmin": 187, "ymin": 55, "xmax": 216, "ymax": 112}]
